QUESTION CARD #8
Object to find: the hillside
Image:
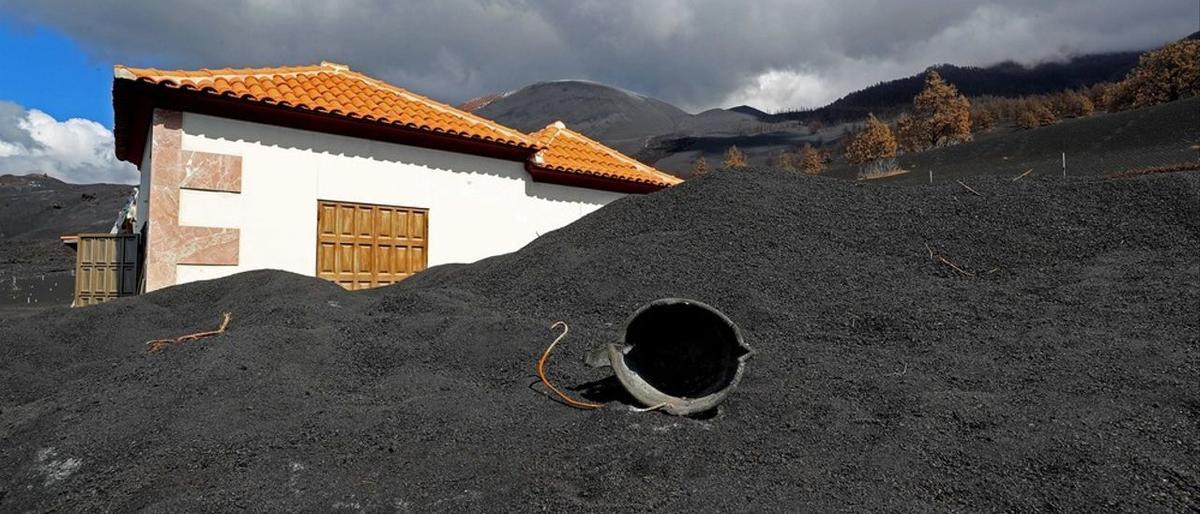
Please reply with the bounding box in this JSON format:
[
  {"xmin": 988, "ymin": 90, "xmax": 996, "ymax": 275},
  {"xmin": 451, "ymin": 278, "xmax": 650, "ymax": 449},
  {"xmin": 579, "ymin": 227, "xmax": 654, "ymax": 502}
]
[
  {"xmin": 0, "ymin": 174, "xmax": 132, "ymax": 240},
  {"xmin": 770, "ymin": 52, "xmax": 1141, "ymax": 124},
  {"xmin": 469, "ymin": 80, "xmax": 760, "ymax": 155},
  {"xmin": 472, "ymin": 80, "xmax": 692, "ymax": 154},
  {"xmin": 2, "ymin": 170, "xmax": 1196, "ymax": 511},
  {"xmin": 0, "ymin": 174, "xmax": 132, "ymax": 308},
  {"xmin": 823, "ymin": 96, "xmax": 1200, "ymax": 183},
  {"xmin": 465, "ymin": 46, "xmax": 1157, "ymax": 173}
]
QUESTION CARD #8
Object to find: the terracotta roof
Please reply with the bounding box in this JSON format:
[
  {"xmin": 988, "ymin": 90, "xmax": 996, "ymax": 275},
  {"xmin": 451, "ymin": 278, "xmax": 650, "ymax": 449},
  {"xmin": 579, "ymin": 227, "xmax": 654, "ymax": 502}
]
[
  {"xmin": 112, "ymin": 62, "xmax": 679, "ymax": 193},
  {"xmin": 113, "ymin": 61, "xmax": 537, "ymax": 149},
  {"xmin": 528, "ymin": 122, "xmax": 682, "ymax": 189}
]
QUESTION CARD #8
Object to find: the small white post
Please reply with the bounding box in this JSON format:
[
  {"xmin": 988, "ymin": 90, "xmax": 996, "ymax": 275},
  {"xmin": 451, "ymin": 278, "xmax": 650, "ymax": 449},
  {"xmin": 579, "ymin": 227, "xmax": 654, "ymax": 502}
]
[
  {"xmin": 929, "ymin": 169, "xmax": 933, "ymax": 184},
  {"xmin": 1062, "ymin": 152, "xmax": 1066, "ymax": 178}
]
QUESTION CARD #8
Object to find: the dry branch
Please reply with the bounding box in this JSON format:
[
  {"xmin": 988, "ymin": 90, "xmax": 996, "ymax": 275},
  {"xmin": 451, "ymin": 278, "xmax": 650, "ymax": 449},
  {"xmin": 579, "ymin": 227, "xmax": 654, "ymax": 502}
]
[
  {"xmin": 858, "ymin": 168, "xmax": 911, "ymax": 181},
  {"xmin": 1011, "ymin": 169, "xmax": 1033, "ymax": 182},
  {"xmin": 956, "ymin": 180, "xmax": 983, "ymax": 197},
  {"xmin": 924, "ymin": 244, "xmax": 975, "ymax": 277},
  {"xmin": 937, "ymin": 255, "xmax": 975, "ymax": 277},
  {"xmin": 147, "ymin": 312, "xmax": 232, "ymax": 353}
]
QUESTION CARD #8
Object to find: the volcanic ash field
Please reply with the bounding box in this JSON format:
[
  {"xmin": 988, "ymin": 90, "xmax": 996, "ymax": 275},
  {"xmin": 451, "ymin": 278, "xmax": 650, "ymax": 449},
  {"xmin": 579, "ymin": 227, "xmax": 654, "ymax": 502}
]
[{"xmin": 2, "ymin": 170, "xmax": 1198, "ymax": 511}]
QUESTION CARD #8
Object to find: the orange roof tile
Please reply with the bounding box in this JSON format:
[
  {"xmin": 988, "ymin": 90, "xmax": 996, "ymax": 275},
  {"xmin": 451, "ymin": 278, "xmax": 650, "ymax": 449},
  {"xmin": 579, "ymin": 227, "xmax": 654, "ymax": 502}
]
[
  {"xmin": 529, "ymin": 121, "xmax": 682, "ymax": 189},
  {"xmin": 113, "ymin": 61, "xmax": 536, "ymax": 149}
]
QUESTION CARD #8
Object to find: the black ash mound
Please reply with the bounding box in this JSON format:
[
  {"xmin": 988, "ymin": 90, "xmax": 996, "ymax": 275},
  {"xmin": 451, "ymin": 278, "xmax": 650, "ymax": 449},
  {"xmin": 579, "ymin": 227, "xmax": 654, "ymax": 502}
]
[{"xmin": 2, "ymin": 170, "xmax": 1198, "ymax": 511}]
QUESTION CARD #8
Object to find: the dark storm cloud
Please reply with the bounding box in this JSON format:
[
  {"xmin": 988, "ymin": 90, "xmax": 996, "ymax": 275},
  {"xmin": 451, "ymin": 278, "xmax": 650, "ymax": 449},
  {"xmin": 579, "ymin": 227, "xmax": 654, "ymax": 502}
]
[
  {"xmin": 0, "ymin": 100, "xmax": 38, "ymax": 148},
  {"xmin": 1, "ymin": 0, "xmax": 1194, "ymax": 112}
]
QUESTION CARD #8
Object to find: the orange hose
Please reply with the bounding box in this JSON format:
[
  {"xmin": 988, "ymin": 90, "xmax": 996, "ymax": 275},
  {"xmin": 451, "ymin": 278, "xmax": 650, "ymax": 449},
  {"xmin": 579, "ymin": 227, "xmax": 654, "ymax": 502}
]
[{"xmin": 537, "ymin": 321, "xmax": 604, "ymax": 410}]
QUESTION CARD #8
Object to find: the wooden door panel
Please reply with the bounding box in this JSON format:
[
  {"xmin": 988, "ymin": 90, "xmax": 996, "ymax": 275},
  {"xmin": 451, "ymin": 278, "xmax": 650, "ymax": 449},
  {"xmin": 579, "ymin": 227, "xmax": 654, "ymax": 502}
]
[
  {"xmin": 394, "ymin": 247, "xmax": 409, "ymax": 276},
  {"xmin": 73, "ymin": 234, "xmax": 139, "ymax": 306},
  {"xmin": 412, "ymin": 247, "xmax": 426, "ymax": 272},
  {"xmin": 337, "ymin": 206, "xmax": 355, "ymax": 236},
  {"xmin": 338, "ymin": 243, "xmax": 355, "ymax": 274},
  {"xmin": 319, "ymin": 204, "xmax": 337, "ymax": 235},
  {"xmin": 316, "ymin": 200, "xmax": 428, "ymax": 290},
  {"xmin": 375, "ymin": 210, "xmax": 391, "ymax": 242},
  {"xmin": 395, "ymin": 211, "xmax": 410, "ymax": 239},
  {"xmin": 354, "ymin": 207, "xmax": 372, "ymax": 240},
  {"xmin": 376, "ymin": 246, "xmax": 393, "ymax": 275},
  {"xmin": 318, "ymin": 243, "xmax": 336, "ymax": 274},
  {"xmin": 410, "ymin": 211, "xmax": 426, "ymax": 241}
]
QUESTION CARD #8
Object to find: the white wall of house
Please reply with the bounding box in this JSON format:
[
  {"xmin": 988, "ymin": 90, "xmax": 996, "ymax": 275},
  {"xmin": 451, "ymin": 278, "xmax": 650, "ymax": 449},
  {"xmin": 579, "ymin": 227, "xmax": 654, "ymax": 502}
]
[{"xmin": 167, "ymin": 112, "xmax": 623, "ymax": 285}]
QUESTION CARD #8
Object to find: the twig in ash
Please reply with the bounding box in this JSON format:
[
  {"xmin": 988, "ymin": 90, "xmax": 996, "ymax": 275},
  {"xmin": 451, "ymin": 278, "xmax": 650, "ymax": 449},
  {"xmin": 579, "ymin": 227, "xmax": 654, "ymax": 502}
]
[
  {"xmin": 146, "ymin": 312, "xmax": 232, "ymax": 353},
  {"xmin": 937, "ymin": 255, "xmax": 975, "ymax": 277},
  {"xmin": 924, "ymin": 244, "xmax": 975, "ymax": 278},
  {"xmin": 1011, "ymin": 169, "xmax": 1033, "ymax": 182},
  {"xmin": 956, "ymin": 180, "xmax": 983, "ymax": 197}
]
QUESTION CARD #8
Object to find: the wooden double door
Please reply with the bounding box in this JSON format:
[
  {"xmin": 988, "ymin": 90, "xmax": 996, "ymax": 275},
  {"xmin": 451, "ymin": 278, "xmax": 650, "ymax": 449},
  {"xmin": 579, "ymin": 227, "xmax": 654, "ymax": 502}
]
[
  {"xmin": 316, "ymin": 200, "xmax": 428, "ymax": 290},
  {"xmin": 74, "ymin": 233, "xmax": 140, "ymax": 306}
]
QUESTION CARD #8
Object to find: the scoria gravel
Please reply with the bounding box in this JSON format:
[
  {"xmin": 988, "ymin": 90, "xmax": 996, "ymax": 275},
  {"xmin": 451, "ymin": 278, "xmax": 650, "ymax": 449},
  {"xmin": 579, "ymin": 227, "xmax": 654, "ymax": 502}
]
[{"xmin": 1, "ymin": 169, "xmax": 1197, "ymax": 512}]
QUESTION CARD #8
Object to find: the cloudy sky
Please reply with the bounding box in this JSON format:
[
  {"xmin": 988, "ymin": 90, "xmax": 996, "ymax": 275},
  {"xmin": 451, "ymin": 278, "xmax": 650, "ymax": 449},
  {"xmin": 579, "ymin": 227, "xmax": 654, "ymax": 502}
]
[{"xmin": 0, "ymin": 0, "xmax": 1195, "ymax": 183}]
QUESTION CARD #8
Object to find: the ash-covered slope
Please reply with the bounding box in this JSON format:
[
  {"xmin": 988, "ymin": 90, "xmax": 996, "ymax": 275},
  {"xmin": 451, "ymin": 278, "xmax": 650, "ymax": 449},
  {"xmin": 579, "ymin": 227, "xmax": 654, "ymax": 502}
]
[
  {"xmin": 476, "ymin": 80, "xmax": 688, "ymax": 140},
  {"xmin": 2, "ymin": 171, "xmax": 1197, "ymax": 511},
  {"xmin": 0, "ymin": 174, "xmax": 134, "ymax": 307},
  {"xmin": 0, "ymin": 174, "xmax": 132, "ymax": 240},
  {"xmin": 824, "ymin": 96, "xmax": 1200, "ymax": 183},
  {"xmin": 772, "ymin": 51, "xmax": 1142, "ymax": 124}
]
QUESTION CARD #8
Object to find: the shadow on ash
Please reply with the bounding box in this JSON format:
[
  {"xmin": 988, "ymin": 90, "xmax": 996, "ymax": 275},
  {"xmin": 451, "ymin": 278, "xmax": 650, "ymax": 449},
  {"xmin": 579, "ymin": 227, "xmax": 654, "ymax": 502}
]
[{"xmin": 549, "ymin": 298, "xmax": 754, "ymax": 416}]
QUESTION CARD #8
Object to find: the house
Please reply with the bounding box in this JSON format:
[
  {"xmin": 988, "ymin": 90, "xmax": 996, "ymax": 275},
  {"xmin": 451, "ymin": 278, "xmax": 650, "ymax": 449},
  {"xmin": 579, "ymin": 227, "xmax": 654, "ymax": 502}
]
[{"xmin": 89, "ymin": 61, "xmax": 680, "ymax": 300}]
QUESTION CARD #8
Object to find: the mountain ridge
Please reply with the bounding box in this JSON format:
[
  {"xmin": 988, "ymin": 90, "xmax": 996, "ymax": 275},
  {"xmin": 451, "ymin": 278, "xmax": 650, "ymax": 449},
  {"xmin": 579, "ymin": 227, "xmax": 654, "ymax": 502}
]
[
  {"xmin": 470, "ymin": 80, "xmax": 757, "ymax": 155},
  {"xmin": 459, "ymin": 45, "xmax": 1168, "ymax": 172},
  {"xmin": 773, "ymin": 51, "xmax": 1142, "ymax": 123}
]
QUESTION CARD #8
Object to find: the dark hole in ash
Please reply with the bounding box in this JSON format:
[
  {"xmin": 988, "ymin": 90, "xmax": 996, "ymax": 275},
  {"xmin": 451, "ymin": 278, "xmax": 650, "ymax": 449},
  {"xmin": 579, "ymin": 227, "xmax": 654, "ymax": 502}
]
[{"xmin": 622, "ymin": 302, "xmax": 747, "ymax": 399}]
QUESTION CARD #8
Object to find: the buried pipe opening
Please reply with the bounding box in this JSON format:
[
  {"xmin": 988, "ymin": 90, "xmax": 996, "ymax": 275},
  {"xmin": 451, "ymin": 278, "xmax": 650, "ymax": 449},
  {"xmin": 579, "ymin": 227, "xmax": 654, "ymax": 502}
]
[
  {"xmin": 623, "ymin": 302, "xmax": 747, "ymax": 398},
  {"xmin": 587, "ymin": 299, "xmax": 753, "ymax": 415}
]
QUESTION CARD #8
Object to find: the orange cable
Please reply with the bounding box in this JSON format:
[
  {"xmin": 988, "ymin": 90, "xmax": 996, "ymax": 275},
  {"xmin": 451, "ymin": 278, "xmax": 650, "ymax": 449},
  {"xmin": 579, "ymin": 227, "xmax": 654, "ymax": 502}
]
[{"xmin": 536, "ymin": 321, "xmax": 604, "ymax": 410}]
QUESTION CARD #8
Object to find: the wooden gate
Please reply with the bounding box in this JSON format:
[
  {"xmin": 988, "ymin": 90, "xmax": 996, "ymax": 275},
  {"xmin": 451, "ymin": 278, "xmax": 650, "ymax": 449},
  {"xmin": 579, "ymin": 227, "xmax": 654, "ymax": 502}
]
[
  {"xmin": 316, "ymin": 200, "xmax": 428, "ymax": 290},
  {"xmin": 74, "ymin": 234, "xmax": 140, "ymax": 306}
]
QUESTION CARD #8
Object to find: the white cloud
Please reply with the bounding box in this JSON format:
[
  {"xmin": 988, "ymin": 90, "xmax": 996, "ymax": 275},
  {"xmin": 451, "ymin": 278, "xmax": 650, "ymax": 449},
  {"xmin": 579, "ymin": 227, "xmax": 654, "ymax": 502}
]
[
  {"xmin": 0, "ymin": 139, "xmax": 22, "ymax": 157},
  {"xmin": 719, "ymin": 57, "xmax": 920, "ymax": 113},
  {"xmin": 0, "ymin": 101, "xmax": 136, "ymax": 184},
  {"xmin": 720, "ymin": 70, "xmax": 834, "ymax": 113}
]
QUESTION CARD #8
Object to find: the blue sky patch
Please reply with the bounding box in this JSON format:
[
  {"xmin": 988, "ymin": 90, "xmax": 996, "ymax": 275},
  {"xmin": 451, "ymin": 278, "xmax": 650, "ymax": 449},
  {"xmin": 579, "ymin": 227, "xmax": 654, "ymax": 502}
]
[{"xmin": 0, "ymin": 21, "xmax": 114, "ymax": 126}]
